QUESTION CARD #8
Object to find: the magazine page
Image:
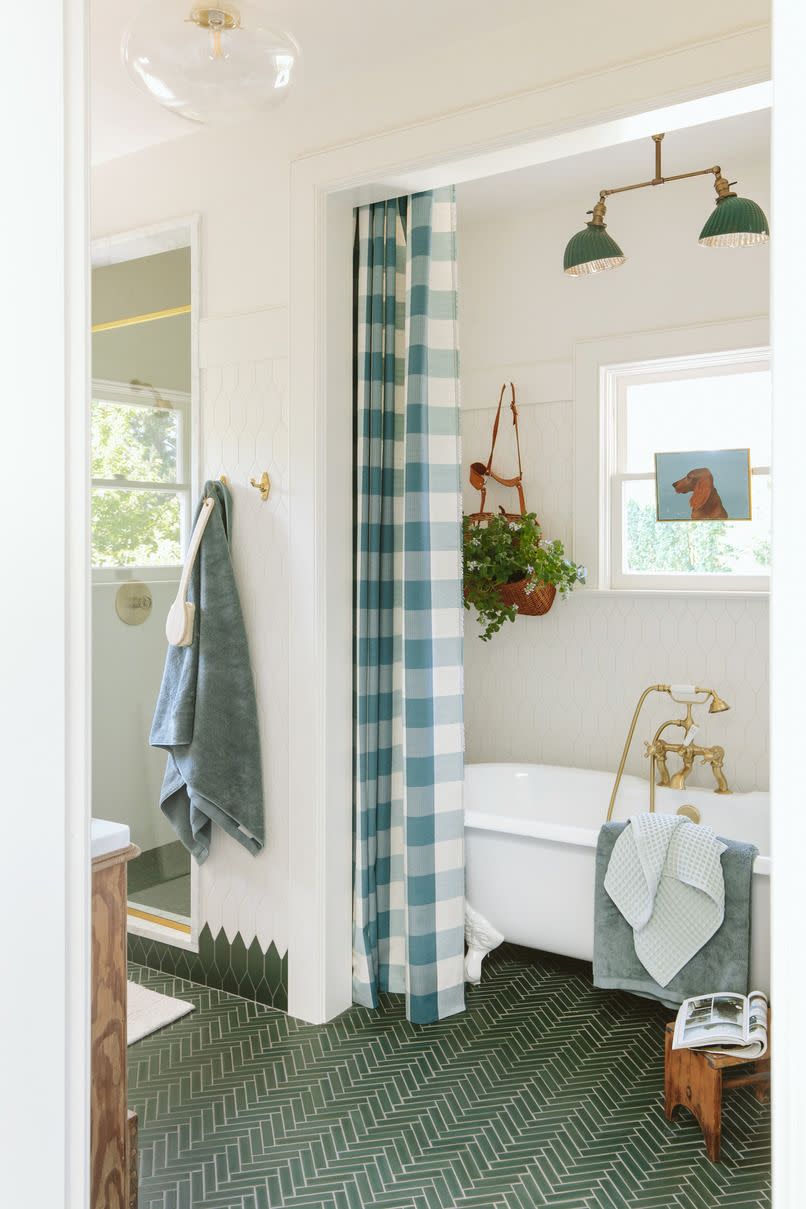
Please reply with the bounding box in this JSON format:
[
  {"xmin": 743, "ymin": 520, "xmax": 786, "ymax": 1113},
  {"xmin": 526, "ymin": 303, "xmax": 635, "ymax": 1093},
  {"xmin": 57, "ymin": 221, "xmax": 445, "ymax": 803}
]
[
  {"xmin": 707, "ymin": 991, "xmax": 769, "ymax": 1059},
  {"xmin": 672, "ymin": 993, "xmax": 748, "ymax": 1051}
]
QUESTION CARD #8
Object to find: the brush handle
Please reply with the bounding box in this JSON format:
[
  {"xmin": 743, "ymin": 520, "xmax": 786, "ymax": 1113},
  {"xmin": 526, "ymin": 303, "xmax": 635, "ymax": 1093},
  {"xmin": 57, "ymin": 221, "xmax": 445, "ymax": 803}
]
[{"xmin": 165, "ymin": 496, "xmax": 215, "ymax": 647}]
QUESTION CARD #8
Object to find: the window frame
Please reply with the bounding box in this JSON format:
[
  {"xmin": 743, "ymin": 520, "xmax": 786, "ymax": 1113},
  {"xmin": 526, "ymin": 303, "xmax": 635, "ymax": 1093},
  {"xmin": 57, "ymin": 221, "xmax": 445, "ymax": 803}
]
[
  {"xmin": 90, "ymin": 377, "xmax": 192, "ymax": 581},
  {"xmin": 90, "ymin": 214, "xmax": 200, "ymax": 590},
  {"xmin": 572, "ymin": 318, "xmax": 771, "ymax": 596},
  {"xmin": 605, "ymin": 348, "xmax": 771, "ymax": 593}
]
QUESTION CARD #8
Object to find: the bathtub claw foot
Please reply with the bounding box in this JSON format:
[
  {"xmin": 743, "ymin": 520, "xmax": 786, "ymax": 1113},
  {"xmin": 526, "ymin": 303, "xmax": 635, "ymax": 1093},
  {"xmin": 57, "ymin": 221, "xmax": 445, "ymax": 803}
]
[{"xmin": 465, "ymin": 902, "xmax": 504, "ymax": 985}]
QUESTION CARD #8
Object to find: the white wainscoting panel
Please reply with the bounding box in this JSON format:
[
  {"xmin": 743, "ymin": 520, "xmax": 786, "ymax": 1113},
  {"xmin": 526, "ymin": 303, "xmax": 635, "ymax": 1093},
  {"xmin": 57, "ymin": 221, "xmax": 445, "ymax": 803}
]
[{"xmin": 198, "ymin": 310, "xmax": 290, "ymax": 952}]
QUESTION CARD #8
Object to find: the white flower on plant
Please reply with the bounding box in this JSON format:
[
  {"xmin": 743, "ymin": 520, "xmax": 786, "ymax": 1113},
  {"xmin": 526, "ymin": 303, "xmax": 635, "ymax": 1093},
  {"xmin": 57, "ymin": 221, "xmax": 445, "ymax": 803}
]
[
  {"xmin": 524, "ymin": 582, "xmax": 535, "ymax": 595},
  {"xmin": 467, "ymin": 560, "xmax": 479, "ymax": 571},
  {"xmin": 508, "ymin": 521, "xmax": 521, "ymax": 531},
  {"xmin": 526, "ymin": 564, "xmax": 534, "ymax": 575}
]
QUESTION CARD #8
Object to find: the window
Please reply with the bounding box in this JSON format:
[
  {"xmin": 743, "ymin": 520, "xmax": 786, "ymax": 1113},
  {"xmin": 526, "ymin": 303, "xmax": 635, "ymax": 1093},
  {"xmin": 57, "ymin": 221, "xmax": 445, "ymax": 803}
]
[
  {"xmin": 90, "ymin": 380, "xmax": 191, "ymax": 570},
  {"xmin": 605, "ymin": 348, "xmax": 770, "ymax": 591}
]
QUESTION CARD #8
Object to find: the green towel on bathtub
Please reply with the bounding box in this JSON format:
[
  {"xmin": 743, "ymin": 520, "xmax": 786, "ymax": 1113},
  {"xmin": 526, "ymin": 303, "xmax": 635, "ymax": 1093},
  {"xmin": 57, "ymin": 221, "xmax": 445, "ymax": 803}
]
[
  {"xmin": 593, "ymin": 821, "xmax": 757, "ymax": 1009},
  {"xmin": 150, "ymin": 481, "xmax": 265, "ymax": 864}
]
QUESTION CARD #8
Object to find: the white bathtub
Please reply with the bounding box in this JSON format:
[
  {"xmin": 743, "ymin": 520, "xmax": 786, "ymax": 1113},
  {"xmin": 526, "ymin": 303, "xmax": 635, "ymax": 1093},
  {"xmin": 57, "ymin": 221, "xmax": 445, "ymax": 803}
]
[{"xmin": 465, "ymin": 762, "xmax": 770, "ymax": 993}]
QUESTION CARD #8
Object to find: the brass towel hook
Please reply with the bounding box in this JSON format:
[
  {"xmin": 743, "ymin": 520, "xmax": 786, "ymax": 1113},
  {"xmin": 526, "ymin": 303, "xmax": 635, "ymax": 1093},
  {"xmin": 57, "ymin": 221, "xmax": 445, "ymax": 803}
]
[{"xmin": 250, "ymin": 471, "xmax": 271, "ymax": 501}]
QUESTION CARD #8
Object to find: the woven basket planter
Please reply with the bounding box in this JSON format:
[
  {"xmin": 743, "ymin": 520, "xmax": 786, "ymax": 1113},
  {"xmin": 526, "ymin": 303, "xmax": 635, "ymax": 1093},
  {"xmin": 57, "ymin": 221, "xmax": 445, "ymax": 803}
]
[
  {"xmin": 497, "ymin": 578, "xmax": 556, "ymax": 617},
  {"xmin": 465, "ymin": 384, "xmax": 561, "ymax": 627}
]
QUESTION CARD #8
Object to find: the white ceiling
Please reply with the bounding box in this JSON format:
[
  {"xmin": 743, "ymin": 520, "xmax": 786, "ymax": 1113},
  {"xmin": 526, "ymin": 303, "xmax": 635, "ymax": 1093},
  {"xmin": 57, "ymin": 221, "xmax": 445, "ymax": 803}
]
[
  {"xmin": 456, "ymin": 109, "xmax": 770, "ymax": 223},
  {"xmin": 91, "ymin": 0, "xmax": 535, "ymax": 163}
]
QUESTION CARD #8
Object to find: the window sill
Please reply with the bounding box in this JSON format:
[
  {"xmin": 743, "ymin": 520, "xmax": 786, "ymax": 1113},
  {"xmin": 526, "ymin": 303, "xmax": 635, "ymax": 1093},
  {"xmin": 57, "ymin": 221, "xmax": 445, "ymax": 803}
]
[
  {"xmin": 575, "ymin": 587, "xmax": 769, "ymax": 601},
  {"xmin": 92, "ymin": 565, "xmax": 182, "ymax": 584}
]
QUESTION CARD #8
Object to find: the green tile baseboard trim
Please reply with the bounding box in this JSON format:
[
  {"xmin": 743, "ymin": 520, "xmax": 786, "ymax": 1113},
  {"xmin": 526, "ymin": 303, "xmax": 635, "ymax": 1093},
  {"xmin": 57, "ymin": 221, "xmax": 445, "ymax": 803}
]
[{"xmin": 127, "ymin": 923, "xmax": 288, "ymax": 1011}]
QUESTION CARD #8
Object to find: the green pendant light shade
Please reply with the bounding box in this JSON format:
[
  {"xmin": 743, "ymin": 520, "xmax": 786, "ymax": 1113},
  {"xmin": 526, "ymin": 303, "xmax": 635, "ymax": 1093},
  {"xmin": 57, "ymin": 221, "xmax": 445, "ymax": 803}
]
[
  {"xmin": 698, "ymin": 193, "xmax": 770, "ymax": 248},
  {"xmin": 563, "ymin": 221, "xmax": 626, "ymax": 276},
  {"xmin": 562, "ymin": 136, "xmax": 768, "ymax": 277}
]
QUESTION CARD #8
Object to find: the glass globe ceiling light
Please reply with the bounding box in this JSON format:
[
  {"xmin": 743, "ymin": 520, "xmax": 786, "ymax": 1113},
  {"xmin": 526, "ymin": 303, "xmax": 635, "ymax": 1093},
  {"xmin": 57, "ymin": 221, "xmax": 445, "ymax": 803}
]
[
  {"xmin": 563, "ymin": 132, "xmax": 769, "ymax": 276},
  {"xmin": 122, "ymin": 1, "xmax": 301, "ymax": 125}
]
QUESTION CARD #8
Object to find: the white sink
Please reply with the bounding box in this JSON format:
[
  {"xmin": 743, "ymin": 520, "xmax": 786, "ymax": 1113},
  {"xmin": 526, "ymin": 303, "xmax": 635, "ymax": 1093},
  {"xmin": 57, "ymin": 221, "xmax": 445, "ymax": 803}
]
[{"xmin": 91, "ymin": 817, "xmax": 131, "ymax": 860}]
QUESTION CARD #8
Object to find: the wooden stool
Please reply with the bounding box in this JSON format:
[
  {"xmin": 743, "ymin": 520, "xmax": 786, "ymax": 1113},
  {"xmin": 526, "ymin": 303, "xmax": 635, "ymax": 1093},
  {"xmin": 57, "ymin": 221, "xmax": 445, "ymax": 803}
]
[{"xmin": 664, "ymin": 1021, "xmax": 771, "ymax": 1161}]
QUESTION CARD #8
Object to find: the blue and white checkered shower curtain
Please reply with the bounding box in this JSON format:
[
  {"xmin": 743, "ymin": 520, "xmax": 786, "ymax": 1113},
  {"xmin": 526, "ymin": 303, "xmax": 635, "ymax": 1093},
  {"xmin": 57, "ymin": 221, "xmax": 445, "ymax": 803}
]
[{"xmin": 353, "ymin": 188, "xmax": 465, "ymax": 1024}]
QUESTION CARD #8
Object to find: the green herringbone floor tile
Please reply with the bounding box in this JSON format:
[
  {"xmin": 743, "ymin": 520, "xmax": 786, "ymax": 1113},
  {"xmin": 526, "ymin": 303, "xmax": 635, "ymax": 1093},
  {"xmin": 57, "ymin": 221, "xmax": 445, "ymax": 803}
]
[{"xmin": 129, "ymin": 946, "xmax": 770, "ymax": 1209}]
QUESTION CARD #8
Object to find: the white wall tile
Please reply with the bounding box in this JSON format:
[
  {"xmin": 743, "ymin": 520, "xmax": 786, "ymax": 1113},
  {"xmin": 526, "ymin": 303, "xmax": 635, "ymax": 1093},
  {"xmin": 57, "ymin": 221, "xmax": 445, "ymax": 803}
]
[
  {"xmin": 463, "ymin": 559, "xmax": 770, "ymax": 791},
  {"xmin": 461, "ymin": 399, "xmax": 769, "ymax": 791},
  {"xmin": 197, "ymin": 313, "xmax": 290, "ymax": 951}
]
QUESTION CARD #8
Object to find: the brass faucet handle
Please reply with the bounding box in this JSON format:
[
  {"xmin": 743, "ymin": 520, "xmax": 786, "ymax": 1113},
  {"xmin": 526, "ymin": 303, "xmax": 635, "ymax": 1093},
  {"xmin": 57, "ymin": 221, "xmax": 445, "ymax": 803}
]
[{"xmin": 699, "ymin": 744, "xmax": 725, "ymax": 763}]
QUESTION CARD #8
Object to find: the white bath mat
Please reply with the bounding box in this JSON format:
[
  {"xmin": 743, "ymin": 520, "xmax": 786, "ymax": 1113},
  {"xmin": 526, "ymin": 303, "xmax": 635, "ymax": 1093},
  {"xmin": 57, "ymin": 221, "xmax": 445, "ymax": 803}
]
[{"xmin": 127, "ymin": 980, "xmax": 194, "ymax": 1045}]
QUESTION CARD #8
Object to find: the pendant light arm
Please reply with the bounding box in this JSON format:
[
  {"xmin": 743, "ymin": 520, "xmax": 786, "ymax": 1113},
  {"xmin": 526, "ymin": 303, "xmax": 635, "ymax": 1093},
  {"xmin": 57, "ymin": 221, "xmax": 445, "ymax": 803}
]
[
  {"xmin": 597, "ymin": 165, "xmax": 721, "ymax": 201},
  {"xmin": 590, "ymin": 131, "xmax": 732, "ymax": 207}
]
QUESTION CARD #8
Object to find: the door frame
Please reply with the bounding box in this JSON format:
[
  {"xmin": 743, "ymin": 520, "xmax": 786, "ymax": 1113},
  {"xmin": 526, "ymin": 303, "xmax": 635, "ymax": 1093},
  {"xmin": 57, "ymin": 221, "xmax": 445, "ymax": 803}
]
[
  {"xmin": 30, "ymin": 9, "xmax": 806, "ymax": 1206},
  {"xmin": 1, "ymin": 1, "xmax": 91, "ymax": 1205},
  {"xmin": 287, "ymin": 30, "xmax": 773, "ymax": 1024}
]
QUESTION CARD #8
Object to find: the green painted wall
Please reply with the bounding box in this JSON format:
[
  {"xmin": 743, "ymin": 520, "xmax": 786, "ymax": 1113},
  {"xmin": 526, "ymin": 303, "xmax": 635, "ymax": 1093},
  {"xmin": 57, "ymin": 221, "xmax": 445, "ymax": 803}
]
[{"xmin": 92, "ymin": 247, "xmax": 191, "ymax": 393}]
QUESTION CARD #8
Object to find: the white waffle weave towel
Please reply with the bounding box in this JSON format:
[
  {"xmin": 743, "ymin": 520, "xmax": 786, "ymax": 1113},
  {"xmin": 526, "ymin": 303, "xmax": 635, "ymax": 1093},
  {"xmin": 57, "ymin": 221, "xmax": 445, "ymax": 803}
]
[{"xmin": 604, "ymin": 813, "xmax": 727, "ymax": 987}]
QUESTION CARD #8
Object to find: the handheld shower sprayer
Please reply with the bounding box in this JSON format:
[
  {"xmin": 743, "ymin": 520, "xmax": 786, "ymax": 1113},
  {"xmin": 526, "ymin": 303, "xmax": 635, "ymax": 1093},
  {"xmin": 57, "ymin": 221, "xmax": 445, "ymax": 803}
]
[{"xmin": 606, "ymin": 684, "xmax": 731, "ymax": 821}]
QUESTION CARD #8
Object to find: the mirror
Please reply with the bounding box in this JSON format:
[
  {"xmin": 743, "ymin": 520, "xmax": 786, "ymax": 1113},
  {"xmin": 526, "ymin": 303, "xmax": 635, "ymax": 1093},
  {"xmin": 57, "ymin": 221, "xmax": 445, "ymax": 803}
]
[{"xmin": 91, "ymin": 218, "xmax": 199, "ymax": 941}]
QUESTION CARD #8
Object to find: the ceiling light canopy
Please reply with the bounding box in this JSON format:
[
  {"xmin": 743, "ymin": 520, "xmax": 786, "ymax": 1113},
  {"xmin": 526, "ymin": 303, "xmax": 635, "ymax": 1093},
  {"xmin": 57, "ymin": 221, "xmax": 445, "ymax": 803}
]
[
  {"xmin": 122, "ymin": 1, "xmax": 301, "ymax": 125},
  {"xmin": 563, "ymin": 133, "xmax": 769, "ymax": 276}
]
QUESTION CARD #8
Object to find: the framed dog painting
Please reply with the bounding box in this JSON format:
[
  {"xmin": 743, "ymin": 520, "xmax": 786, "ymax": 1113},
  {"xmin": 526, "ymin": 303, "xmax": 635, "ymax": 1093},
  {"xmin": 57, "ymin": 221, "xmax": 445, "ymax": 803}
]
[{"xmin": 654, "ymin": 449, "xmax": 752, "ymax": 522}]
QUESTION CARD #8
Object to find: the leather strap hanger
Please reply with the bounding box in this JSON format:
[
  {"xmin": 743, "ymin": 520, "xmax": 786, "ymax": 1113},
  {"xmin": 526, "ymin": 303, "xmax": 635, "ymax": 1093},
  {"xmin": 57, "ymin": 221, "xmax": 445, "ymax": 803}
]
[{"xmin": 468, "ymin": 382, "xmax": 526, "ymax": 518}]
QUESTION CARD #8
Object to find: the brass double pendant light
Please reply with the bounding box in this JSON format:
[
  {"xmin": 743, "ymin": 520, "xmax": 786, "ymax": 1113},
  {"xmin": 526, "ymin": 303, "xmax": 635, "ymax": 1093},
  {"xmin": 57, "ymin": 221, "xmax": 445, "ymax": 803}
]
[{"xmin": 563, "ymin": 133, "xmax": 769, "ymax": 276}]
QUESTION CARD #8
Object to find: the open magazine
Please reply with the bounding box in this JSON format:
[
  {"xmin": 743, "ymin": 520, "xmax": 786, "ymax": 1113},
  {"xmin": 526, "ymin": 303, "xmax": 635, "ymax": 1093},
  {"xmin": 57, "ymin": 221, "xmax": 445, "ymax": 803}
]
[{"xmin": 672, "ymin": 990, "xmax": 769, "ymax": 1059}]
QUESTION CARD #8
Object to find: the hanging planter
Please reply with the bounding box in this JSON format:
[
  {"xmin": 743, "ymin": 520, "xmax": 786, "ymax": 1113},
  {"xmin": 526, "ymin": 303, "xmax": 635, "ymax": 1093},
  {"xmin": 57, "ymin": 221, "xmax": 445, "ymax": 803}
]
[
  {"xmin": 463, "ymin": 384, "xmax": 585, "ymax": 641},
  {"xmin": 497, "ymin": 574, "xmax": 556, "ymax": 617}
]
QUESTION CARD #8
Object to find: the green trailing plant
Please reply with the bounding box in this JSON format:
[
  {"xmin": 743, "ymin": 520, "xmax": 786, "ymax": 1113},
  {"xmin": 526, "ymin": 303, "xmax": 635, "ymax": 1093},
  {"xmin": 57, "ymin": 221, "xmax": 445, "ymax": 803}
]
[{"xmin": 463, "ymin": 511, "xmax": 586, "ymax": 641}]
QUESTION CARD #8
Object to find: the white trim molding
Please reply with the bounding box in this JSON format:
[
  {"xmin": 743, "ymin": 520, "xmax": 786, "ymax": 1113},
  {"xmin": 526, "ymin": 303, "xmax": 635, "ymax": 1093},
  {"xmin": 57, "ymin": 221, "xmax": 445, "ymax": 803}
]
[
  {"xmin": 91, "ymin": 212, "xmax": 202, "ymax": 268},
  {"xmin": 461, "ymin": 360, "xmax": 572, "ymax": 411},
  {"xmin": 92, "ymin": 378, "xmax": 191, "ymax": 411},
  {"xmin": 288, "ymin": 58, "xmax": 771, "ymax": 1025},
  {"xmin": 606, "ymin": 348, "xmax": 769, "ymax": 593},
  {"xmin": 90, "ymin": 221, "xmax": 201, "ymax": 950},
  {"xmin": 771, "ymin": 1, "xmax": 806, "ymax": 1202},
  {"xmin": 0, "ymin": 1, "xmax": 91, "ymax": 1205}
]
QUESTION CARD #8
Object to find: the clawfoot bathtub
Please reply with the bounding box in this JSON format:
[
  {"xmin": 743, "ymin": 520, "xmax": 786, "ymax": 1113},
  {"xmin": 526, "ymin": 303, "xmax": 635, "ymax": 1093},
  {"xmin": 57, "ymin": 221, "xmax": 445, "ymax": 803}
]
[{"xmin": 464, "ymin": 762, "xmax": 770, "ymax": 991}]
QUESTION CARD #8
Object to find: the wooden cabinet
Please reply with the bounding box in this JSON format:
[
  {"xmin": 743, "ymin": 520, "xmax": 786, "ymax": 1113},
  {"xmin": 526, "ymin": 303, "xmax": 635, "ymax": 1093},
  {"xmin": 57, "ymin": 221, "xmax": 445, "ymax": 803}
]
[{"xmin": 91, "ymin": 843, "xmax": 139, "ymax": 1209}]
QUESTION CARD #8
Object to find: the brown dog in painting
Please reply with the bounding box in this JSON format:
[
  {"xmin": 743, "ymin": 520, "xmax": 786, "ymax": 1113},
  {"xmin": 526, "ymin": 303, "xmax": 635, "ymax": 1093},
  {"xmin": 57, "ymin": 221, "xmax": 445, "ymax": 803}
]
[{"xmin": 672, "ymin": 468, "xmax": 728, "ymax": 520}]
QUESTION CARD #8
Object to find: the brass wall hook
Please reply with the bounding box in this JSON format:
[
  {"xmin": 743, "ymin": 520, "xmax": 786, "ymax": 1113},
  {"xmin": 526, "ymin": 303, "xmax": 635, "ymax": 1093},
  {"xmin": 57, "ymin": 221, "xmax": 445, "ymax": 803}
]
[{"xmin": 250, "ymin": 471, "xmax": 271, "ymax": 501}]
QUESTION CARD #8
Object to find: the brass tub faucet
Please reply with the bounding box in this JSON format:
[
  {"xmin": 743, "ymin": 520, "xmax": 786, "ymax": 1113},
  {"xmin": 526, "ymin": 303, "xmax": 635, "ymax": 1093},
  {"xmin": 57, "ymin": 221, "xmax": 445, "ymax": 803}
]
[{"xmin": 607, "ymin": 684, "xmax": 731, "ymax": 821}]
